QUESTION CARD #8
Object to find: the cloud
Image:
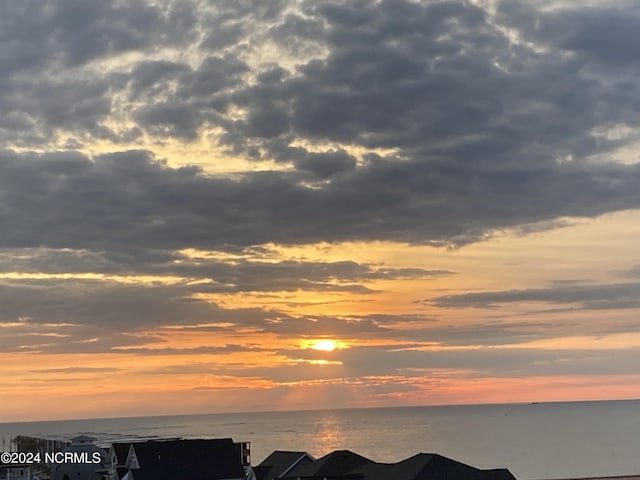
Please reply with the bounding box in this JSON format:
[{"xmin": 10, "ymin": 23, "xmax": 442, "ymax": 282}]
[
  {"xmin": 1, "ymin": 274, "xmax": 557, "ymax": 353},
  {"xmin": 292, "ymin": 149, "xmax": 358, "ymax": 179},
  {"xmin": 1, "ymin": 0, "xmax": 197, "ymax": 71},
  {"xmin": 0, "ymin": 0, "xmax": 200, "ymax": 145},
  {"xmin": 29, "ymin": 366, "xmax": 121, "ymax": 374},
  {"xmin": 431, "ymin": 282, "xmax": 640, "ymax": 310},
  {"xmin": 138, "ymin": 344, "xmax": 640, "ymax": 384},
  {"xmin": 0, "ymin": 276, "xmax": 286, "ymax": 327},
  {"xmin": 617, "ymin": 265, "xmax": 640, "ymax": 279},
  {"xmin": 308, "ymin": 345, "xmax": 640, "ymax": 379},
  {"xmin": 3, "ymin": 148, "xmax": 640, "ymax": 254},
  {"xmin": 0, "ymin": 247, "xmax": 449, "ymax": 293},
  {"xmin": 2, "ymin": 1, "xmax": 640, "ymax": 248},
  {"xmin": 498, "ymin": 1, "xmax": 640, "ymax": 68},
  {"xmin": 112, "ymin": 344, "xmax": 266, "ymax": 355}
]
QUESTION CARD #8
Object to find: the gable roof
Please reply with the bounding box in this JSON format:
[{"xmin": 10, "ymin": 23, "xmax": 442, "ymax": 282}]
[
  {"xmin": 253, "ymin": 465, "xmax": 274, "ymax": 480},
  {"xmin": 70, "ymin": 435, "xmax": 97, "ymax": 445},
  {"xmin": 117, "ymin": 438, "xmax": 246, "ymax": 480},
  {"xmin": 280, "ymin": 450, "xmax": 517, "ymax": 480},
  {"xmin": 478, "ymin": 469, "xmax": 517, "ymax": 480},
  {"xmin": 258, "ymin": 451, "xmax": 316, "ymax": 479},
  {"xmin": 111, "ymin": 443, "xmax": 132, "ymax": 466},
  {"xmin": 350, "ymin": 453, "xmax": 517, "ymax": 480},
  {"xmin": 113, "ymin": 467, "xmax": 130, "ymax": 480},
  {"xmin": 350, "ymin": 453, "xmax": 475, "ymax": 480},
  {"xmin": 285, "ymin": 450, "xmax": 372, "ymax": 479}
]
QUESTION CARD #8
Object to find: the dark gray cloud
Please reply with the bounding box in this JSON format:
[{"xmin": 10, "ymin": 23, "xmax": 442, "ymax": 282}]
[
  {"xmin": 0, "ymin": 278, "xmax": 273, "ymax": 330},
  {"xmin": 3, "ymin": 0, "xmax": 640, "ymax": 248},
  {"xmin": 0, "ymin": 247, "xmax": 449, "ymax": 293},
  {"xmin": 0, "ymin": 0, "xmax": 202, "ymax": 145},
  {"xmin": 132, "ymin": 54, "xmax": 249, "ymax": 139},
  {"xmin": 211, "ymin": 0, "xmax": 640, "ymax": 240},
  {"xmin": 127, "ymin": 60, "xmax": 191, "ymax": 100},
  {"xmin": 498, "ymin": 1, "xmax": 640, "ymax": 68},
  {"xmin": 293, "ymin": 149, "xmax": 358, "ymax": 179},
  {"xmin": 431, "ymin": 282, "xmax": 640, "ymax": 310},
  {"xmin": 0, "ymin": 0, "xmax": 197, "ymax": 72},
  {"xmin": 224, "ymin": 0, "xmax": 598, "ymax": 162},
  {"xmin": 3, "ymin": 149, "xmax": 640, "ymax": 253},
  {"xmin": 0, "ymin": 73, "xmax": 119, "ymax": 145}
]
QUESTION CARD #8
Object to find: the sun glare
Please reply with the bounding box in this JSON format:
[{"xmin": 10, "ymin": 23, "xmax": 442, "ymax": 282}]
[{"xmin": 311, "ymin": 339, "xmax": 337, "ymax": 352}]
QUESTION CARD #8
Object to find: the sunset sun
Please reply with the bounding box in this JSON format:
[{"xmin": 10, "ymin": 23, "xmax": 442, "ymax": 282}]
[{"xmin": 311, "ymin": 339, "xmax": 337, "ymax": 352}]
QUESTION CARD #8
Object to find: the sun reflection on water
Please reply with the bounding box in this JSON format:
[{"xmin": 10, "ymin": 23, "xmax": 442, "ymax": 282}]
[{"xmin": 313, "ymin": 411, "xmax": 347, "ymax": 454}]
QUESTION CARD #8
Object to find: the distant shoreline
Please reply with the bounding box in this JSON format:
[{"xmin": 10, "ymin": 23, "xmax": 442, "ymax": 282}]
[{"xmin": 3, "ymin": 397, "xmax": 640, "ymax": 426}]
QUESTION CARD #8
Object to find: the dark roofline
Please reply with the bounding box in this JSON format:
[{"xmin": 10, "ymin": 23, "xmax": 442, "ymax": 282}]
[
  {"xmin": 279, "ymin": 452, "xmax": 316, "ymax": 478},
  {"xmin": 285, "ymin": 450, "xmax": 373, "ymax": 478}
]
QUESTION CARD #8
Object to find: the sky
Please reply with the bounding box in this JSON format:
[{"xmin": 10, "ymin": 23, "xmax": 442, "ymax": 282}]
[{"xmin": 2, "ymin": 0, "xmax": 640, "ymax": 422}]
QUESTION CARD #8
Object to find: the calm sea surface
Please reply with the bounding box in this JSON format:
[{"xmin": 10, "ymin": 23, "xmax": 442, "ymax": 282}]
[{"xmin": 2, "ymin": 400, "xmax": 640, "ymax": 480}]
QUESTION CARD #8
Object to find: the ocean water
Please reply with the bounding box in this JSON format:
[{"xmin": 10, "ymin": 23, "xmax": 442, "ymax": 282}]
[{"xmin": 2, "ymin": 400, "xmax": 640, "ymax": 480}]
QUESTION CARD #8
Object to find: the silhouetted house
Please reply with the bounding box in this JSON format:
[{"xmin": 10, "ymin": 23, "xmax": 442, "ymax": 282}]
[
  {"xmin": 283, "ymin": 450, "xmax": 372, "ymax": 479},
  {"xmin": 350, "ymin": 453, "xmax": 517, "ymax": 480},
  {"xmin": 51, "ymin": 435, "xmax": 110, "ymax": 480},
  {"xmin": 0, "ymin": 463, "xmax": 31, "ymax": 480},
  {"xmin": 112, "ymin": 438, "xmax": 246, "ymax": 480},
  {"xmin": 110, "ymin": 442, "xmax": 132, "ymax": 478},
  {"xmin": 480, "ymin": 469, "xmax": 517, "ymax": 480},
  {"xmin": 253, "ymin": 466, "xmax": 272, "ymax": 480},
  {"xmin": 256, "ymin": 451, "xmax": 316, "ymax": 480},
  {"xmin": 112, "ymin": 466, "xmax": 130, "ymax": 480},
  {"xmin": 281, "ymin": 450, "xmax": 516, "ymax": 480},
  {"xmin": 110, "ymin": 442, "xmax": 130, "ymax": 465}
]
